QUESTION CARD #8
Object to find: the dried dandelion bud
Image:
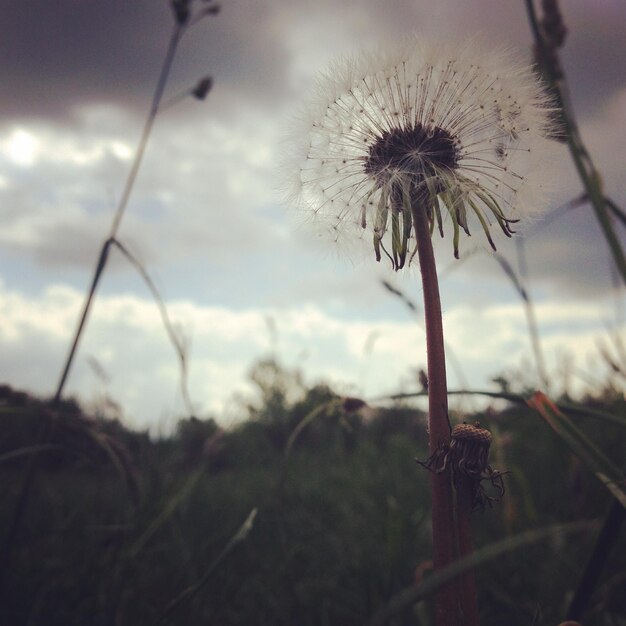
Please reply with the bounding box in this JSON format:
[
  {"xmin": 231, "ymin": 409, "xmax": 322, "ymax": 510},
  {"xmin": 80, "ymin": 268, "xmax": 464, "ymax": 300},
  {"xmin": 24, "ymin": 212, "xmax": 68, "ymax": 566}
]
[
  {"xmin": 202, "ymin": 4, "xmax": 221, "ymax": 16},
  {"xmin": 450, "ymin": 422, "xmax": 492, "ymax": 478},
  {"xmin": 193, "ymin": 77, "xmax": 213, "ymax": 100},
  {"xmin": 418, "ymin": 421, "xmax": 505, "ymax": 510}
]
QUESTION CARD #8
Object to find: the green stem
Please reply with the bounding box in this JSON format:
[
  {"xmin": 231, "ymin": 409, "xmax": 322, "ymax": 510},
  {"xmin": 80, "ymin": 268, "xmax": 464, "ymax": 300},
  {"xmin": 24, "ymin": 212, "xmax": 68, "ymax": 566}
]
[
  {"xmin": 515, "ymin": 240, "xmax": 550, "ymax": 390},
  {"xmin": 411, "ymin": 198, "xmax": 463, "ymax": 625},
  {"xmin": 524, "ymin": 0, "xmax": 626, "ymax": 285},
  {"xmin": 567, "ymin": 498, "xmax": 625, "ymax": 620}
]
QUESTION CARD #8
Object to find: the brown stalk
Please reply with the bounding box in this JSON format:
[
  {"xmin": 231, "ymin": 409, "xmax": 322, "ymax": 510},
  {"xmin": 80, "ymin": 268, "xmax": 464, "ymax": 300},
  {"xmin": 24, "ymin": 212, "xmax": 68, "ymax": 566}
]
[
  {"xmin": 412, "ymin": 197, "xmax": 472, "ymax": 625},
  {"xmin": 455, "ymin": 475, "xmax": 480, "ymax": 626}
]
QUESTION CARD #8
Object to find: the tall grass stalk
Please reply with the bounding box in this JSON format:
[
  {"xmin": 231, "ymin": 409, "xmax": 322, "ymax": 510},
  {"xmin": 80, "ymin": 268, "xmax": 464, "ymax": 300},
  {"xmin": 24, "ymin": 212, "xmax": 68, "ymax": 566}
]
[
  {"xmin": 381, "ymin": 279, "xmax": 476, "ymax": 413},
  {"xmin": 492, "ymin": 246, "xmax": 549, "ymax": 391},
  {"xmin": 567, "ymin": 499, "xmax": 625, "ymax": 620},
  {"xmin": 524, "ymin": 0, "xmax": 626, "ymax": 286},
  {"xmin": 156, "ymin": 508, "xmax": 258, "ymax": 625},
  {"xmin": 368, "ymin": 520, "xmax": 599, "ymax": 626},
  {"xmin": 524, "ymin": 3, "xmax": 626, "ymax": 619},
  {"xmin": 1, "ymin": 3, "xmax": 218, "ymax": 596},
  {"xmin": 54, "ymin": 21, "xmax": 183, "ymax": 404},
  {"xmin": 515, "ymin": 239, "xmax": 549, "ymax": 390}
]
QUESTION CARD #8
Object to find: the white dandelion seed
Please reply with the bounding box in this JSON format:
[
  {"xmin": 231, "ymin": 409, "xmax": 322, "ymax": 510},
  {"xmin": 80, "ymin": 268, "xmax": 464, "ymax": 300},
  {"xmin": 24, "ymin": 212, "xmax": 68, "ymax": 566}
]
[{"xmin": 287, "ymin": 36, "xmax": 555, "ymax": 267}]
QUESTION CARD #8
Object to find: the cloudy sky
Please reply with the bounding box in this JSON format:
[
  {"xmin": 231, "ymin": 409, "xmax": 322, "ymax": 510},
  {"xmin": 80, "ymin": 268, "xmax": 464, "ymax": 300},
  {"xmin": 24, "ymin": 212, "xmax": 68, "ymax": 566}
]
[{"xmin": 1, "ymin": 0, "xmax": 625, "ymax": 432}]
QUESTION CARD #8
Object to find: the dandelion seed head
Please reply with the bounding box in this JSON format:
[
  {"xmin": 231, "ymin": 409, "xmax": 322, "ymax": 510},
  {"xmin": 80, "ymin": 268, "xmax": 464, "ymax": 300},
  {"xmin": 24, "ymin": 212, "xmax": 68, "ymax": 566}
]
[{"xmin": 284, "ymin": 36, "xmax": 556, "ymax": 267}]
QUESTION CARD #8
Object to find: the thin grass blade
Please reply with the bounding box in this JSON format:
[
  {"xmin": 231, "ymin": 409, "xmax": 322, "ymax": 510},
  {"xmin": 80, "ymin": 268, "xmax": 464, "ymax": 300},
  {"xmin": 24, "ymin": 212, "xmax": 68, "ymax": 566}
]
[
  {"xmin": 527, "ymin": 392, "xmax": 626, "ymax": 509},
  {"xmin": 367, "ymin": 520, "xmax": 598, "ymax": 626}
]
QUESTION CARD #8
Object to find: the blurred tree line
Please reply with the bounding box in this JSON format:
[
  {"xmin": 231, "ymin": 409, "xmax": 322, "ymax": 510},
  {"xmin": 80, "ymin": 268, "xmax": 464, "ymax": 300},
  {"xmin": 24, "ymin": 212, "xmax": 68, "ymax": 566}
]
[{"xmin": 0, "ymin": 360, "xmax": 625, "ymax": 626}]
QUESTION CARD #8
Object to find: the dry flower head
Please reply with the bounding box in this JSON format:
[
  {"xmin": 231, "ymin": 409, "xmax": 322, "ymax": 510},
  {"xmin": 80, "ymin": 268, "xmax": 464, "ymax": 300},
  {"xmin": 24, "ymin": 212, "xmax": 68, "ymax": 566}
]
[
  {"xmin": 418, "ymin": 421, "xmax": 506, "ymax": 509},
  {"xmin": 287, "ymin": 36, "xmax": 555, "ymax": 267}
]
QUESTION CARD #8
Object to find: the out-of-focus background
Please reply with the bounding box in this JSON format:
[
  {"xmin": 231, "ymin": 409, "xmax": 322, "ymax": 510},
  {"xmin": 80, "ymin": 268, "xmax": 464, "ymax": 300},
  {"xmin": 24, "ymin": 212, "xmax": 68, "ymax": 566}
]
[{"xmin": 1, "ymin": 0, "xmax": 625, "ymax": 431}]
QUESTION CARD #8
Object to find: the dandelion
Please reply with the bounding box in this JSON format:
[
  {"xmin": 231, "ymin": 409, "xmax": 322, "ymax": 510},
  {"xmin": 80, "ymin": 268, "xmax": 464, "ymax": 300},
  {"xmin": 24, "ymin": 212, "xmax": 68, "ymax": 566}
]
[
  {"xmin": 286, "ymin": 35, "xmax": 555, "ymax": 626},
  {"xmin": 290, "ymin": 37, "xmax": 553, "ymax": 265}
]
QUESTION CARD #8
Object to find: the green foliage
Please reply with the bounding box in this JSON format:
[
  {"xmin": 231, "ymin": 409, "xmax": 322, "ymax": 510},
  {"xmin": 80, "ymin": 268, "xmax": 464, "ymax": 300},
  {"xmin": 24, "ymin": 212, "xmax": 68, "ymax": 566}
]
[{"xmin": 1, "ymin": 366, "xmax": 625, "ymax": 626}]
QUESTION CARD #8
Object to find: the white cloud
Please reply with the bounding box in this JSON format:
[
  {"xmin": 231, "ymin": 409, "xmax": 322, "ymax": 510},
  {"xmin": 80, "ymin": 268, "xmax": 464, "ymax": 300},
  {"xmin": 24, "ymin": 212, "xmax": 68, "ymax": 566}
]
[
  {"xmin": 0, "ymin": 279, "xmax": 622, "ymax": 432},
  {"xmin": 2, "ymin": 128, "xmax": 41, "ymax": 166},
  {"xmin": 1, "ymin": 0, "xmax": 626, "ymax": 437},
  {"xmin": 0, "ymin": 99, "xmax": 284, "ymax": 272}
]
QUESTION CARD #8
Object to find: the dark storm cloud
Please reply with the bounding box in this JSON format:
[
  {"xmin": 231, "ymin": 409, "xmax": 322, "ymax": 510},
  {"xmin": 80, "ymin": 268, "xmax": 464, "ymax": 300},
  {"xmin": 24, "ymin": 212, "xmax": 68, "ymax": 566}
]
[
  {"xmin": 1, "ymin": 0, "xmax": 170, "ymax": 119},
  {"xmin": 560, "ymin": 1, "xmax": 626, "ymax": 117},
  {"xmin": 0, "ymin": 0, "xmax": 290, "ymax": 121},
  {"xmin": 2, "ymin": 0, "xmax": 625, "ymax": 122},
  {"xmin": 2, "ymin": 0, "xmax": 625, "ymax": 298},
  {"xmin": 458, "ymin": 204, "xmax": 626, "ymax": 300},
  {"xmin": 409, "ymin": 0, "xmax": 626, "ymax": 116}
]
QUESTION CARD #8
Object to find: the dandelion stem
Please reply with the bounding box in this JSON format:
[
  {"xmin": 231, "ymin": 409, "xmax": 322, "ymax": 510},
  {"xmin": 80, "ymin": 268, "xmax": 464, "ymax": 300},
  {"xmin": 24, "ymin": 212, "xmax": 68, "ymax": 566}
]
[
  {"xmin": 411, "ymin": 196, "xmax": 466, "ymax": 625},
  {"xmin": 455, "ymin": 475, "xmax": 481, "ymax": 626}
]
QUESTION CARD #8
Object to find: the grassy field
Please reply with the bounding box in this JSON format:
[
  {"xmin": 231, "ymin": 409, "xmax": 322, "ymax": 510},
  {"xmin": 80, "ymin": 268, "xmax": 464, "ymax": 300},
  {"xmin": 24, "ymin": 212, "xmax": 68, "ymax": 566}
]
[{"xmin": 1, "ymin": 364, "xmax": 625, "ymax": 626}]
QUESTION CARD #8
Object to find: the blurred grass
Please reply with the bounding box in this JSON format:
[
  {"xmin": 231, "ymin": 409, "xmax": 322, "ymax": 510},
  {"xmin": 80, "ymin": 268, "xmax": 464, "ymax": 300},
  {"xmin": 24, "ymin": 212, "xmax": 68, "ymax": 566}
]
[{"xmin": 1, "ymin": 365, "xmax": 625, "ymax": 625}]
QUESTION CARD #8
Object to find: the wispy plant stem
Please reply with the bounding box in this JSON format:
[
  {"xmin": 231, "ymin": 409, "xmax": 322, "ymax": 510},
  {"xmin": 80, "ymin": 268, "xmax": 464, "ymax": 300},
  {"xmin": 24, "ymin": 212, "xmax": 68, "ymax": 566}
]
[
  {"xmin": 54, "ymin": 22, "xmax": 184, "ymax": 403},
  {"xmin": 54, "ymin": 238, "xmax": 113, "ymax": 404},
  {"xmin": 111, "ymin": 239, "xmax": 195, "ymax": 414},
  {"xmin": 492, "ymin": 249, "xmax": 549, "ymax": 390},
  {"xmin": 412, "ymin": 198, "xmax": 469, "ymax": 625},
  {"xmin": 108, "ymin": 25, "xmax": 183, "ymax": 239},
  {"xmin": 0, "ymin": 17, "xmax": 187, "ymax": 600}
]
